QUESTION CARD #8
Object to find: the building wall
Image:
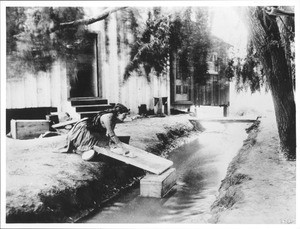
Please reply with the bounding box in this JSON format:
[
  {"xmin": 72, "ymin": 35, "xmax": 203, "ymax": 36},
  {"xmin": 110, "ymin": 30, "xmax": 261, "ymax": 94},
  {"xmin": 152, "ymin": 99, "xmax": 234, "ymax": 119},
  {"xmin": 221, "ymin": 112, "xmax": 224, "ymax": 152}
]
[
  {"xmin": 6, "ymin": 60, "xmax": 76, "ymax": 116},
  {"xmin": 120, "ymin": 72, "xmax": 170, "ymax": 114},
  {"xmin": 195, "ymin": 76, "xmax": 229, "ymax": 106},
  {"xmin": 170, "ymin": 51, "xmax": 193, "ymax": 111},
  {"xmin": 95, "ymin": 10, "xmax": 170, "ymax": 114},
  {"xmin": 6, "ymin": 8, "xmax": 171, "ymax": 117},
  {"xmin": 193, "ymin": 36, "xmax": 231, "ymax": 107}
]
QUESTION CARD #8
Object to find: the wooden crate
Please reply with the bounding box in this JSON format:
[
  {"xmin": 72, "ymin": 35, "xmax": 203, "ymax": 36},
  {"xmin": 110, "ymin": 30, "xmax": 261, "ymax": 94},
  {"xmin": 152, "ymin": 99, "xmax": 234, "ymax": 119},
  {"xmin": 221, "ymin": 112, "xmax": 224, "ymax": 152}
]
[
  {"xmin": 10, "ymin": 119, "xmax": 50, "ymax": 139},
  {"xmin": 140, "ymin": 168, "xmax": 176, "ymax": 198}
]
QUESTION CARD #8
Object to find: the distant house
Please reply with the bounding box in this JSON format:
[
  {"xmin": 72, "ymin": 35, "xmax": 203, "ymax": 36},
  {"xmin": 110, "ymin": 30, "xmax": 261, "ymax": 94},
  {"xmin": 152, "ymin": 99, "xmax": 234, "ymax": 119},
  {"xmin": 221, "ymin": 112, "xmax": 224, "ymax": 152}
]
[
  {"xmin": 170, "ymin": 35, "xmax": 232, "ymax": 114},
  {"xmin": 195, "ymin": 36, "xmax": 232, "ymax": 114},
  {"xmin": 169, "ymin": 51, "xmax": 194, "ymax": 112}
]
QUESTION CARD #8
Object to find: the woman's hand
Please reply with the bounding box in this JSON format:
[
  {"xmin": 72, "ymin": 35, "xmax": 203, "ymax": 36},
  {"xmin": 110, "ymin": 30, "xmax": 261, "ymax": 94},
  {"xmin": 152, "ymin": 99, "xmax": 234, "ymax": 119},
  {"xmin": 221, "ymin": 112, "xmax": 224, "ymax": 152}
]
[
  {"xmin": 111, "ymin": 147, "xmax": 129, "ymax": 154},
  {"xmin": 110, "ymin": 144, "xmax": 136, "ymax": 158}
]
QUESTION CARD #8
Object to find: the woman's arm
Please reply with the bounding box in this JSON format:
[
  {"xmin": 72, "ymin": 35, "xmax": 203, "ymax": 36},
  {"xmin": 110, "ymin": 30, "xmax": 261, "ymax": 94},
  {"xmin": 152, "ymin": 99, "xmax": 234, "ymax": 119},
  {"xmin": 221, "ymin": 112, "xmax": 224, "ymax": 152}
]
[
  {"xmin": 100, "ymin": 113, "xmax": 122, "ymax": 146},
  {"xmin": 100, "ymin": 113, "xmax": 134, "ymax": 157}
]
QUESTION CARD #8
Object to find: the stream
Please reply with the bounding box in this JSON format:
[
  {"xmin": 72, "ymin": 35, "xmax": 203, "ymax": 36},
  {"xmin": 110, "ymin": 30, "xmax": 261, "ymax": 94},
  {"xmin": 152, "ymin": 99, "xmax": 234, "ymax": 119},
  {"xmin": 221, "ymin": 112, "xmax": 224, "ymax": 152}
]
[{"xmin": 82, "ymin": 122, "xmax": 249, "ymax": 223}]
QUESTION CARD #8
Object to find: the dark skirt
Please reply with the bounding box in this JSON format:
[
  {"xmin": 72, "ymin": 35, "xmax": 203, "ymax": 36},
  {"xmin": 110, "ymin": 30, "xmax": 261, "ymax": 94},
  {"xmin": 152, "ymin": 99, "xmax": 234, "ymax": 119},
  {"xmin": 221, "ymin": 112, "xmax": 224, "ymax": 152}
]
[{"xmin": 67, "ymin": 119, "xmax": 109, "ymax": 154}]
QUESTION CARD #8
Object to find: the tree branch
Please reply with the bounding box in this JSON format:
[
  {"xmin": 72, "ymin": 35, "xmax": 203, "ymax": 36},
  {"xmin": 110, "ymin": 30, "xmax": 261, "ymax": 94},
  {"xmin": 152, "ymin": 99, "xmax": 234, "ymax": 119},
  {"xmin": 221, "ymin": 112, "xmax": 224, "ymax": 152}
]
[
  {"xmin": 60, "ymin": 7, "xmax": 127, "ymax": 28},
  {"xmin": 49, "ymin": 7, "xmax": 127, "ymax": 33},
  {"xmin": 14, "ymin": 7, "xmax": 127, "ymax": 43},
  {"xmin": 264, "ymin": 7, "xmax": 294, "ymax": 17}
]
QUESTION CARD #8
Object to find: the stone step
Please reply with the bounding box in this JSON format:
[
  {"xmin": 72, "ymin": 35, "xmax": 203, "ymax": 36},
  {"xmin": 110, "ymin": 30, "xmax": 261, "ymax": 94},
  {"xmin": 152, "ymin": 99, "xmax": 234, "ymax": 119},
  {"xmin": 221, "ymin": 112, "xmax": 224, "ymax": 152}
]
[
  {"xmin": 75, "ymin": 104, "xmax": 112, "ymax": 112},
  {"xmin": 70, "ymin": 97, "xmax": 108, "ymax": 106},
  {"xmin": 78, "ymin": 111, "xmax": 99, "ymax": 119}
]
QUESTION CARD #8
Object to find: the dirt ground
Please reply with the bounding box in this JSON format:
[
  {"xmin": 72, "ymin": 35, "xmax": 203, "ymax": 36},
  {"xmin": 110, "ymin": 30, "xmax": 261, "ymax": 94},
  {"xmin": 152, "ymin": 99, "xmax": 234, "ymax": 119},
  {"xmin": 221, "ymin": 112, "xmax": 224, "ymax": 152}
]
[
  {"xmin": 210, "ymin": 113, "xmax": 296, "ymax": 224},
  {"xmin": 5, "ymin": 114, "xmax": 197, "ymax": 223},
  {"xmin": 4, "ymin": 111, "xmax": 297, "ymax": 225}
]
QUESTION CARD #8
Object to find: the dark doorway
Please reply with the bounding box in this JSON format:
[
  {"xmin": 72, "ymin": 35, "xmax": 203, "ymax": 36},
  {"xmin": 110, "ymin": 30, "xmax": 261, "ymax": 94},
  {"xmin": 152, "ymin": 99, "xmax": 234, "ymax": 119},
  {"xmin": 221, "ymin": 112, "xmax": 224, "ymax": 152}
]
[
  {"xmin": 68, "ymin": 33, "xmax": 98, "ymax": 98},
  {"xmin": 70, "ymin": 63, "xmax": 95, "ymax": 97}
]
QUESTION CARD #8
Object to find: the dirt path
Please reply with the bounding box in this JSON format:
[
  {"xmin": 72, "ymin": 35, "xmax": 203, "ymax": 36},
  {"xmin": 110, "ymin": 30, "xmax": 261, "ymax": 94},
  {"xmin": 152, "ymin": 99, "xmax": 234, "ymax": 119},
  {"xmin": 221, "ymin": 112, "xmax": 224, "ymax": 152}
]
[{"xmin": 210, "ymin": 114, "xmax": 296, "ymax": 224}]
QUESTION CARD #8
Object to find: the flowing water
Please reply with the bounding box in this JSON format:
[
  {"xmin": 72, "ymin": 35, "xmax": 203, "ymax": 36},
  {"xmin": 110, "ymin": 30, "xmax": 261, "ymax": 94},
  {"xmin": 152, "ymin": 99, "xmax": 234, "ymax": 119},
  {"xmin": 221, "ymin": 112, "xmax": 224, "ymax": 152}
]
[{"xmin": 82, "ymin": 122, "xmax": 249, "ymax": 223}]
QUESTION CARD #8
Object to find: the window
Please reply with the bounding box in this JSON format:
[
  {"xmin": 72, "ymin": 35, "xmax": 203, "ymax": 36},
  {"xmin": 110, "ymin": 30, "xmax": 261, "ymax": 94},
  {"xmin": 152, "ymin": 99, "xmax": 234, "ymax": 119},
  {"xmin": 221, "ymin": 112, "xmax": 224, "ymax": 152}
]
[
  {"xmin": 176, "ymin": 85, "xmax": 181, "ymax": 94},
  {"xmin": 183, "ymin": 85, "xmax": 188, "ymax": 94}
]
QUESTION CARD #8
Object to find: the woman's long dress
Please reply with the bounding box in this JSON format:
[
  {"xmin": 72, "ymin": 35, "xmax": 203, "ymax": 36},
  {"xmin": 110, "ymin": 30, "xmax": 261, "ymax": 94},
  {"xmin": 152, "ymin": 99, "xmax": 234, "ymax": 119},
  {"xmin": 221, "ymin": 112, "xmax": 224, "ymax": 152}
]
[{"xmin": 66, "ymin": 114, "xmax": 110, "ymax": 154}]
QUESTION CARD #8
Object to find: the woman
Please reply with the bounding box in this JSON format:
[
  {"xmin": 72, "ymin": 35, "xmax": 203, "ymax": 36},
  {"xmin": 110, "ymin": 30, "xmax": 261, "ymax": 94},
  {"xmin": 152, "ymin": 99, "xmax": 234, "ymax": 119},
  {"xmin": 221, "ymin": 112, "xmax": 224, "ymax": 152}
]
[{"xmin": 61, "ymin": 103, "xmax": 134, "ymax": 157}]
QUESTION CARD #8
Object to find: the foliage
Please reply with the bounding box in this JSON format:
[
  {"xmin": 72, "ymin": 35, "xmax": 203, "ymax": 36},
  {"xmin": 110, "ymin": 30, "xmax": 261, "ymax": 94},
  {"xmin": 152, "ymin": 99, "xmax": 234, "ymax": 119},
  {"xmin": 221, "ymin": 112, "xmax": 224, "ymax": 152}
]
[
  {"xmin": 7, "ymin": 6, "xmax": 215, "ymax": 84},
  {"xmin": 234, "ymin": 41, "xmax": 267, "ymax": 93},
  {"xmin": 6, "ymin": 7, "xmax": 26, "ymax": 54},
  {"xmin": 6, "ymin": 7, "xmax": 91, "ymax": 76},
  {"xmin": 220, "ymin": 59, "xmax": 235, "ymax": 81},
  {"xmin": 235, "ymin": 6, "xmax": 294, "ymax": 94},
  {"xmin": 124, "ymin": 7, "xmax": 211, "ymax": 83},
  {"xmin": 169, "ymin": 8, "xmax": 211, "ymax": 84},
  {"xmin": 124, "ymin": 7, "xmax": 170, "ymax": 80},
  {"xmin": 188, "ymin": 8, "xmax": 211, "ymax": 84}
]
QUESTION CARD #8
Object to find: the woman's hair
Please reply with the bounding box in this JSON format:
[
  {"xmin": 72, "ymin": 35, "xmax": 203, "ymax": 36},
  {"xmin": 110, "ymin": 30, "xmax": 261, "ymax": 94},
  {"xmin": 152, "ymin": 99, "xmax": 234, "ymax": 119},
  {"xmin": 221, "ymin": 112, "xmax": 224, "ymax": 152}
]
[
  {"xmin": 114, "ymin": 103, "xmax": 130, "ymax": 114},
  {"xmin": 86, "ymin": 103, "xmax": 129, "ymax": 131}
]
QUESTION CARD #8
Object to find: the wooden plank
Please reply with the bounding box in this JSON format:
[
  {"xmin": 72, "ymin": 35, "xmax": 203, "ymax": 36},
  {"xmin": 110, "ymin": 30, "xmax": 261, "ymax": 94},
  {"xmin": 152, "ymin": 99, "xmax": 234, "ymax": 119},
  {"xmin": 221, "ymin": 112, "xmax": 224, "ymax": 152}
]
[
  {"xmin": 94, "ymin": 144, "xmax": 173, "ymax": 175},
  {"xmin": 70, "ymin": 98, "xmax": 109, "ymax": 106},
  {"xmin": 140, "ymin": 168, "xmax": 176, "ymax": 198},
  {"xmin": 51, "ymin": 119, "xmax": 82, "ymax": 129},
  {"xmin": 11, "ymin": 119, "xmax": 50, "ymax": 139}
]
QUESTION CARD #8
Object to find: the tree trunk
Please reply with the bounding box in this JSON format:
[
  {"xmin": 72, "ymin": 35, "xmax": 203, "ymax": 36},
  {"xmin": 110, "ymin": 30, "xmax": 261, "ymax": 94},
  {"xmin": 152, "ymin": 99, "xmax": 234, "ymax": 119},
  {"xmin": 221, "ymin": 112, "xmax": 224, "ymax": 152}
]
[
  {"xmin": 267, "ymin": 47, "xmax": 296, "ymax": 160},
  {"xmin": 245, "ymin": 7, "xmax": 296, "ymax": 159},
  {"xmin": 277, "ymin": 6, "xmax": 295, "ymax": 89}
]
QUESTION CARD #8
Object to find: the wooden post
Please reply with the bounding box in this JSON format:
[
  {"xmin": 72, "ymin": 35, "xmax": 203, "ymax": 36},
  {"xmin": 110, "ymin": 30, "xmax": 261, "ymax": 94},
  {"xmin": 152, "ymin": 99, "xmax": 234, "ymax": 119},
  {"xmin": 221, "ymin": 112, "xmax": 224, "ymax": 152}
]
[
  {"xmin": 223, "ymin": 105, "xmax": 229, "ymax": 117},
  {"xmin": 157, "ymin": 97, "xmax": 163, "ymax": 115}
]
